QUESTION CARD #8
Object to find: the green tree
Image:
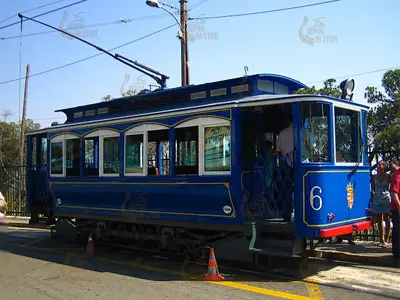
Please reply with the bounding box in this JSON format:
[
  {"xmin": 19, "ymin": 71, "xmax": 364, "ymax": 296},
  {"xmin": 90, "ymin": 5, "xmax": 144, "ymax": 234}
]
[
  {"xmin": 294, "ymin": 78, "xmax": 342, "ymax": 98},
  {"xmin": 101, "ymin": 94, "xmax": 113, "ymax": 101},
  {"xmin": 365, "ymin": 69, "xmax": 400, "ymax": 161},
  {"xmin": 0, "ymin": 111, "xmax": 40, "ymax": 166}
]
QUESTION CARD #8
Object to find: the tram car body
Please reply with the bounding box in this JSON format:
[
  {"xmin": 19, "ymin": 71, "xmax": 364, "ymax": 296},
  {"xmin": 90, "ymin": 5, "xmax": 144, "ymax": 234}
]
[{"xmin": 26, "ymin": 73, "xmax": 373, "ymax": 261}]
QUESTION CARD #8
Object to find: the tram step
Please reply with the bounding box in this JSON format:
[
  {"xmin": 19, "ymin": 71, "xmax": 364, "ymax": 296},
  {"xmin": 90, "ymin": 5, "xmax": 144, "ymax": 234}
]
[
  {"xmin": 257, "ymin": 222, "xmax": 295, "ymax": 235},
  {"xmin": 249, "ymin": 245, "xmax": 299, "ymax": 257},
  {"xmin": 254, "ymin": 238, "xmax": 294, "ymax": 249},
  {"xmin": 52, "ymin": 219, "xmax": 79, "ymax": 243}
]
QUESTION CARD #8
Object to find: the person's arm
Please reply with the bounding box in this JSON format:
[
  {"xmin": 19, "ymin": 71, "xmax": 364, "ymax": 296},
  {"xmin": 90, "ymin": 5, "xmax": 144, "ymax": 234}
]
[{"xmin": 390, "ymin": 174, "xmax": 400, "ymax": 212}]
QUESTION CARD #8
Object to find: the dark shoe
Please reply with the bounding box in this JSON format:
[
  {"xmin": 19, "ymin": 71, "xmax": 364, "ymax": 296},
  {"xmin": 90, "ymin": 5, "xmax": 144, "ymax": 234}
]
[{"xmin": 348, "ymin": 240, "xmax": 356, "ymax": 246}]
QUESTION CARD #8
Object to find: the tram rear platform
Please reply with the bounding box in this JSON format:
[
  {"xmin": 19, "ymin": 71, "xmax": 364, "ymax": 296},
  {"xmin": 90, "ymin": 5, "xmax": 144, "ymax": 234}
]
[{"xmin": 1, "ymin": 215, "xmax": 398, "ymax": 268}]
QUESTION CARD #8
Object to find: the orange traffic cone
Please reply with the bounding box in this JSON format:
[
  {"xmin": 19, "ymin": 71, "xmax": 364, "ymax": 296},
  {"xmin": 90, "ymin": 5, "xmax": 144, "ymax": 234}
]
[
  {"xmin": 202, "ymin": 248, "xmax": 224, "ymax": 281},
  {"xmin": 86, "ymin": 233, "xmax": 94, "ymax": 256}
]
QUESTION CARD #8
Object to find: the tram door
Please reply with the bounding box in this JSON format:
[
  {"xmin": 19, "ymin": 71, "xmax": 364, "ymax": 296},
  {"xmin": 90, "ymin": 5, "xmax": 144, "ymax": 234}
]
[
  {"xmin": 240, "ymin": 105, "xmax": 294, "ymax": 221},
  {"xmin": 27, "ymin": 134, "xmax": 51, "ymax": 222}
]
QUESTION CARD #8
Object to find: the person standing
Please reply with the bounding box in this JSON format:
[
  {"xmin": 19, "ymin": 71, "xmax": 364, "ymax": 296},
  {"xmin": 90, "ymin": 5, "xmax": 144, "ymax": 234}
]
[
  {"xmin": 371, "ymin": 160, "xmax": 392, "ymax": 247},
  {"xmin": 390, "ymin": 161, "xmax": 400, "ymax": 258}
]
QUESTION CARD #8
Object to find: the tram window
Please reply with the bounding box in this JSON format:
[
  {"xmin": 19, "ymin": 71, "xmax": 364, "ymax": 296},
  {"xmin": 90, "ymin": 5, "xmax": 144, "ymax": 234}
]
[
  {"xmin": 204, "ymin": 125, "xmax": 231, "ymax": 172},
  {"xmin": 148, "ymin": 130, "xmax": 169, "ymax": 176},
  {"xmin": 84, "ymin": 138, "xmax": 99, "ymax": 176},
  {"xmin": 66, "ymin": 138, "xmax": 80, "ymax": 177},
  {"xmin": 175, "ymin": 126, "xmax": 198, "ymax": 175},
  {"xmin": 41, "ymin": 138, "xmax": 47, "ymax": 166},
  {"xmin": 103, "ymin": 136, "xmax": 120, "ymax": 175},
  {"xmin": 300, "ymin": 103, "xmax": 330, "ymax": 163},
  {"xmin": 50, "ymin": 142, "xmax": 63, "ymax": 175},
  {"xmin": 32, "ymin": 138, "xmax": 37, "ymax": 166},
  {"xmin": 334, "ymin": 107, "xmax": 362, "ymax": 163},
  {"xmin": 125, "ymin": 134, "xmax": 144, "ymax": 174}
]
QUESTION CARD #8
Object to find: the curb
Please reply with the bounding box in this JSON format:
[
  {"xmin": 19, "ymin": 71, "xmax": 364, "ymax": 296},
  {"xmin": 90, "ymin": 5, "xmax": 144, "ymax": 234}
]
[
  {"xmin": 318, "ymin": 250, "xmax": 399, "ymax": 268},
  {"xmin": 0, "ymin": 222, "xmax": 52, "ymax": 230}
]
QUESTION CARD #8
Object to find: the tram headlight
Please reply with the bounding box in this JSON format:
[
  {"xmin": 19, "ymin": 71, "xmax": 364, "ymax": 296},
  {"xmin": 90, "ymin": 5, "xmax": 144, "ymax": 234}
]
[{"xmin": 340, "ymin": 78, "xmax": 355, "ymax": 100}]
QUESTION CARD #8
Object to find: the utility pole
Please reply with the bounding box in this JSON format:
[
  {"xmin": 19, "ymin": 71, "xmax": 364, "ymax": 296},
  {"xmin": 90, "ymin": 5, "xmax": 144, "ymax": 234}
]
[
  {"xmin": 19, "ymin": 64, "xmax": 30, "ymax": 166},
  {"xmin": 180, "ymin": 0, "xmax": 189, "ymax": 86}
]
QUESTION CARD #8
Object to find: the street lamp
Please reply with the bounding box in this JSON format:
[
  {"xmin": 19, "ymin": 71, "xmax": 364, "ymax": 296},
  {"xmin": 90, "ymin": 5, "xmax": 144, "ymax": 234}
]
[{"xmin": 146, "ymin": 0, "xmax": 189, "ymax": 86}]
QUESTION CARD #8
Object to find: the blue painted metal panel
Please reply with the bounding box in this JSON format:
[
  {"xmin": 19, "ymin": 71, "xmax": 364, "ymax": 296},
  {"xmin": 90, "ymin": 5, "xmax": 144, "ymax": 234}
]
[
  {"xmin": 51, "ymin": 179, "xmax": 240, "ymax": 224},
  {"xmin": 294, "ymin": 166, "xmax": 370, "ymax": 238}
]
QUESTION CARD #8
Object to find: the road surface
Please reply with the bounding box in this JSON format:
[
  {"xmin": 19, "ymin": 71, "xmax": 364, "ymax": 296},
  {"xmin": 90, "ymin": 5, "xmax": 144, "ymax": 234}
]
[{"xmin": 0, "ymin": 225, "xmax": 399, "ymax": 300}]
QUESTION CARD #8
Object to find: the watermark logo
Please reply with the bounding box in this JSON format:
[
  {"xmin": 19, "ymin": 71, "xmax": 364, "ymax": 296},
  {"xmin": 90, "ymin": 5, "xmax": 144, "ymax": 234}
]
[
  {"xmin": 299, "ymin": 16, "xmax": 338, "ymax": 45},
  {"xmin": 187, "ymin": 15, "xmax": 219, "ymax": 43},
  {"xmin": 120, "ymin": 73, "xmax": 147, "ymax": 96},
  {"xmin": 59, "ymin": 11, "xmax": 98, "ymax": 40}
]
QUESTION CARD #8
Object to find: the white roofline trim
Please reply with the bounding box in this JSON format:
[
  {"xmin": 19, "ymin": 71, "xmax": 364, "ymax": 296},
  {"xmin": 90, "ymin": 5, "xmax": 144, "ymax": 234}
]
[{"xmin": 27, "ymin": 95, "xmax": 368, "ymax": 136}]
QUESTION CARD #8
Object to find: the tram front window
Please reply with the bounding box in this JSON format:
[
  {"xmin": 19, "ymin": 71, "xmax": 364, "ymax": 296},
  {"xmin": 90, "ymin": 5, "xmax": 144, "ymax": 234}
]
[
  {"xmin": 334, "ymin": 107, "xmax": 362, "ymax": 163},
  {"xmin": 300, "ymin": 103, "xmax": 330, "ymax": 163}
]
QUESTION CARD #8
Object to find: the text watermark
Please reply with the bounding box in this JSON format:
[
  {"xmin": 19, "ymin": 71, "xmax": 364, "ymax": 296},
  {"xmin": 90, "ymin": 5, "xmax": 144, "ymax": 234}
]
[
  {"xmin": 187, "ymin": 15, "xmax": 219, "ymax": 43},
  {"xmin": 299, "ymin": 16, "xmax": 338, "ymax": 46},
  {"xmin": 120, "ymin": 73, "xmax": 147, "ymax": 96},
  {"xmin": 59, "ymin": 11, "xmax": 98, "ymax": 40}
]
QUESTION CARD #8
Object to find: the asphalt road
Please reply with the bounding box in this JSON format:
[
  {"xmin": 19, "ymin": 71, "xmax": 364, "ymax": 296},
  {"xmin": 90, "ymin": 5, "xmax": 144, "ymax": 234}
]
[{"xmin": 0, "ymin": 225, "xmax": 399, "ymax": 300}]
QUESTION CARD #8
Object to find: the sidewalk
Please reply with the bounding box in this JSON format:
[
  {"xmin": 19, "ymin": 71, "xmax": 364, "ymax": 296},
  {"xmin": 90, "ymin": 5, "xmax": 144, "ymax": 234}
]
[
  {"xmin": 0, "ymin": 215, "xmax": 52, "ymax": 230},
  {"xmin": 316, "ymin": 240, "xmax": 399, "ymax": 268}
]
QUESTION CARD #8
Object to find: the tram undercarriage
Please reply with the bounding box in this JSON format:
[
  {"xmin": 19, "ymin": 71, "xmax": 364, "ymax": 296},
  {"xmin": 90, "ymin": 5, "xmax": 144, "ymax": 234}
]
[{"xmin": 51, "ymin": 214, "xmax": 308, "ymax": 270}]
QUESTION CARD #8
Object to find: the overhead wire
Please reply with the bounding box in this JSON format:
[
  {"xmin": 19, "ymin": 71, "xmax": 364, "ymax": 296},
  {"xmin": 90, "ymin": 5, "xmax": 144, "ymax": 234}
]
[
  {"xmin": 0, "ymin": 23, "xmax": 177, "ymax": 85},
  {"xmin": 0, "ymin": 0, "xmax": 394, "ymax": 87},
  {"xmin": 0, "ymin": 0, "xmax": 68, "ymax": 24},
  {"xmin": 306, "ymin": 66, "xmax": 400, "ymax": 85},
  {"xmin": 189, "ymin": 0, "xmax": 342, "ymax": 20},
  {"xmin": 1, "ymin": 13, "xmax": 170, "ymax": 41},
  {"xmin": 0, "ymin": 0, "xmax": 209, "ymax": 41},
  {"xmin": 0, "ymin": 0, "xmax": 88, "ymax": 31}
]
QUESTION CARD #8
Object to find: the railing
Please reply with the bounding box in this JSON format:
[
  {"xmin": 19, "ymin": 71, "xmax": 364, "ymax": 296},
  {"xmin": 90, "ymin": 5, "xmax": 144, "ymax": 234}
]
[{"xmin": 0, "ymin": 165, "xmax": 29, "ymax": 216}]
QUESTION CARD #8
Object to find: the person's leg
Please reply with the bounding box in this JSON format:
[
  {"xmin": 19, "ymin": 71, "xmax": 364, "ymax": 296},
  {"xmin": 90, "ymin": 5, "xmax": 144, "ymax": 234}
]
[
  {"xmin": 392, "ymin": 211, "xmax": 400, "ymax": 258},
  {"xmin": 383, "ymin": 213, "xmax": 391, "ymax": 245},
  {"xmin": 376, "ymin": 213, "xmax": 385, "ymax": 245}
]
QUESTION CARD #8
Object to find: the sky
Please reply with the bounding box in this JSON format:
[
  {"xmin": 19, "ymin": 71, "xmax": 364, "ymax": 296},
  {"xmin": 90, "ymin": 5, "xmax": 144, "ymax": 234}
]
[{"xmin": 0, "ymin": 0, "xmax": 399, "ymax": 128}]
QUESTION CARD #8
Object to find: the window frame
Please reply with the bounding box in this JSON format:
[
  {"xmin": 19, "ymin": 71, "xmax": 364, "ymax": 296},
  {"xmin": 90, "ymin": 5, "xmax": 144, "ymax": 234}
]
[
  {"xmin": 124, "ymin": 124, "xmax": 169, "ymax": 176},
  {"xmin": 124, "ymin": 128, "xmax": 147, "ymax": 177},
  {"xmin": 84, "ymin": 129, "xmax": 120, "ymax": 177},
  {"xmin": 332, "ymin": 104, "xmax": 364, "ymax": 166},
  {"xmin": 174, "ymin": 125, "xmax": 199, "ymax": 176},
  {"xmin": 65, "ymin": 136, "xmax": 81, "ymax": 177},
  {"xmin": 49, "ymin": 133, "xmax": 79, "ymax": 177},
  {"xmin": 299, "ymin": 101, "xmax": 332, "ymax": 165},
  {"xmin": 175, "ymin": 117, "xmax": 231, "ymax": 176}
]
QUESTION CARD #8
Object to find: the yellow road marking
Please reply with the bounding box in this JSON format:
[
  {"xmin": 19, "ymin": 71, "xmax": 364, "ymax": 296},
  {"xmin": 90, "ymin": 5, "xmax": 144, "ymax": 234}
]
[
  {"xmin": 299, "ymin": 258, "xmax": 324, "ymax": 300},
  {"xmin": 211, "ymin": 281, "xmax": 314, "ymax": 300},
  {"xmin": 18, "ymin": 244, "xmax": 318, "ymax": 300},
  {"xmin": 304, "ymin": 280, "xmax": 324, "ymax": 300}
]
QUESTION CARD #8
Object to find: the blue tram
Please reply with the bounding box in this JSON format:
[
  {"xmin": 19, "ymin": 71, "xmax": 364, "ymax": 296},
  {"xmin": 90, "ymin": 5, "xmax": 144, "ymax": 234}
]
[{"xmin": 26, "ymin": 73, "xmax": 373, "ymax": 262}]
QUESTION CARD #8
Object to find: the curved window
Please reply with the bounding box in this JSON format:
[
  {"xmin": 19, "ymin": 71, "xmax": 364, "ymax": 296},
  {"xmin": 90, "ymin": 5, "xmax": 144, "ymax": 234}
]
[
  {"xmin": 300, "ymin": 103, "xmax": 330, "ymax": 163},
  {"xmin": 175, "ymin": 126, "xmax": 198, "ymax": 175},
  {"xmin": 124, "ymin": 124, "xmax": 169, "ymax": 176},
  {"xmin": 204, "ymin": 125, "xmax": 231, "ymax": 172},
  {"xmin": 125, "ymin": 134, "xmax": 144, "ymax": 174},
  {"xmin": 334, "ymin": 107, "xmax": 362, "ymax": 163},
  {"xmin": 83, "ymin": 129, "xmax": 120, "ymax": 176},
  {"xmin": 50, "ymin": 142, "xmax": 63, "ymax": 175}
]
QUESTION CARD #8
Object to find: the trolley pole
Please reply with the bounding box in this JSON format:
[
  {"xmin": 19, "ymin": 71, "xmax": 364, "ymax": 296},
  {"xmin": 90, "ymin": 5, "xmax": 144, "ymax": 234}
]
[
  {"xmin": 19, "ymin": 64, "xmax": 30, "ymax": 166},
  {"xmin": 180, "ymin": 0, "xmax": 189, "ymax": 86}
]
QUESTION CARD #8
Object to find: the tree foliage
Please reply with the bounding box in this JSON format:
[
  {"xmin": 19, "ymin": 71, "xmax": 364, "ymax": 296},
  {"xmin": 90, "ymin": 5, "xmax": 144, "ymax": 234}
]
[
  {"xmin": 0, "ymin": 110, "xmax": 40, "ymax": 166},
  {"xmin": 293, "ymin": 78, "xmax": 342, "ymax": 98},
  {"xmin": 365, "ymin": 69, "xmax": 400, "ymax": 157}
]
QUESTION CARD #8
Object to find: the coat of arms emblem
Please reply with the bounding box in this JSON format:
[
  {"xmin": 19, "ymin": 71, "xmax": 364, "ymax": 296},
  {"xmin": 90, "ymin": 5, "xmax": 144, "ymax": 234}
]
[{"xmin": 347, "ymin": 183, "xmax": 354, "ymax": 209}]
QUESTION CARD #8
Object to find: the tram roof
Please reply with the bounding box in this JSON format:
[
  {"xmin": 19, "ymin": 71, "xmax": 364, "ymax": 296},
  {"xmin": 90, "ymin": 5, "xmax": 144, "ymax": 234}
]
[{"xmin": 29, "ymin": 73, "xmax": 369, "ymax": 135}]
